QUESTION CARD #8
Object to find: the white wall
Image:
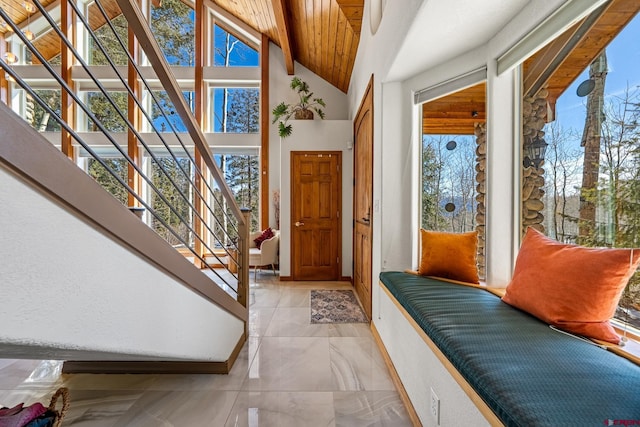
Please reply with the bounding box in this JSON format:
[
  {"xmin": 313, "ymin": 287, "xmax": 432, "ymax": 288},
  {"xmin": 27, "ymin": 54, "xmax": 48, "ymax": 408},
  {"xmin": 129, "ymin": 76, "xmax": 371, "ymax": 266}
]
[
  {"xmin": 269, "ymin": 44, "xmax": 352, "ymax": 278},
  {"xmin": 0, "ymin": 166, "xmax": 244, "ymax": 361},
  {"xmin": 275, "ymin": 120, "xmax": 353, "ymax": 278}
]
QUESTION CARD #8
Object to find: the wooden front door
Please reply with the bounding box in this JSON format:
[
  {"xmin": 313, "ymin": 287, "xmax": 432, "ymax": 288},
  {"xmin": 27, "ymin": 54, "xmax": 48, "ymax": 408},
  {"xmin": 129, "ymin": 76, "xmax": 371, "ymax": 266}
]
[
  {"xmin": 354, "ymin": 78, "xmax": 374, "ymax": 319},
  {"xmin": 291, "ymin": 151, "xmax": 342, "ymax": 280}
]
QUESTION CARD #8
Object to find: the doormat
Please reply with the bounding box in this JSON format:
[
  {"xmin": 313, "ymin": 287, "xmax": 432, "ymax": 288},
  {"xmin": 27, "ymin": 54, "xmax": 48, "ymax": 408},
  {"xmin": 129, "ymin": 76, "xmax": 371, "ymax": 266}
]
[{"xmin": 310, "ymin": 290, "xmax": 368, "ymax": 324}]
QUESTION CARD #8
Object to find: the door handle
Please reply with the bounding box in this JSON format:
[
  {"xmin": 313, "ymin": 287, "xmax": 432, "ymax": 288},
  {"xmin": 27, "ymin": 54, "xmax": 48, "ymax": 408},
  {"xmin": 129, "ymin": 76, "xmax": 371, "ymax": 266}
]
[{"xmin": 295, "ymin": 221, "xmax": 305, "ymax": 227}]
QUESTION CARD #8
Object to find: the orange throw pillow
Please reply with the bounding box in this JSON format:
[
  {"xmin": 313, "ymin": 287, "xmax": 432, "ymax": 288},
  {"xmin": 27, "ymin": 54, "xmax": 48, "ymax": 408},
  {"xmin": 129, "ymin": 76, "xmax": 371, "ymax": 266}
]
[
  {"xmin": 419, "ymin": 229, "xmax": 479, "ymax": 284},
  {"xmin": 502, "ymin": 227, "xmax": 640, "ymax": 344}
]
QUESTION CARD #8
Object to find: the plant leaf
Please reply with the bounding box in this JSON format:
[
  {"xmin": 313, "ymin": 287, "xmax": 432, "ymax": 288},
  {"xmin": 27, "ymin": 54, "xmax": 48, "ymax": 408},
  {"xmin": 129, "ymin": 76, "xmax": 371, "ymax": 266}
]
[{"xmin": 279, "ymin": 122, "xmax": 293, "ymax": 138}]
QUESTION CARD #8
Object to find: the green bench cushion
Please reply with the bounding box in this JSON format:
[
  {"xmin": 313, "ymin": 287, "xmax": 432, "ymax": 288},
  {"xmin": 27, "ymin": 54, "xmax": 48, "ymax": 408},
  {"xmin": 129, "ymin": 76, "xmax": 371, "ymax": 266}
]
[{"xmin": 380, "ymin": 271, "xmax": 640, "ymax": 427}]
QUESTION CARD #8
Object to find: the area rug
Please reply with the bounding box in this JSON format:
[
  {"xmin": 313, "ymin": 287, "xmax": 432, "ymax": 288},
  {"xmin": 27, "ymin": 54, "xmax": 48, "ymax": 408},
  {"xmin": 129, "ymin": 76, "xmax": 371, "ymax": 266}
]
[{"xmin": 310, "ymin": 290, "xmax": 368, "ymax": 324}]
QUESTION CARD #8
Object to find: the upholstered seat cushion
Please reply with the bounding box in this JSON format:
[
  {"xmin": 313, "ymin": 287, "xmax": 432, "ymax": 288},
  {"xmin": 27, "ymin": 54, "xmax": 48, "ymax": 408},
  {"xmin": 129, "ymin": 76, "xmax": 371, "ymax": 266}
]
[{"xmin": 380, "ymin": 271, "xmax": 640, "ymax": 427}]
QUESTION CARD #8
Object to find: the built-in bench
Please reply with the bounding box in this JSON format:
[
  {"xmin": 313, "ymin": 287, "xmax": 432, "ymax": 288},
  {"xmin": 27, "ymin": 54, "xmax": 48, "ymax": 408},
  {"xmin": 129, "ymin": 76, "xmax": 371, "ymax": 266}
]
[{"xmin": 376, "ymin": 271, "xmax": 640, "ymax": 426}]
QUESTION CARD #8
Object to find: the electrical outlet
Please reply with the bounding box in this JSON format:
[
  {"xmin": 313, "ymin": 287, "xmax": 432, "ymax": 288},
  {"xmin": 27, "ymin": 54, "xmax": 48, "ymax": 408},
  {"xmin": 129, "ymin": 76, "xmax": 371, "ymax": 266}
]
[{"xmin": 430, "ymin": 387, "xmax": 440, "ymax": 425}]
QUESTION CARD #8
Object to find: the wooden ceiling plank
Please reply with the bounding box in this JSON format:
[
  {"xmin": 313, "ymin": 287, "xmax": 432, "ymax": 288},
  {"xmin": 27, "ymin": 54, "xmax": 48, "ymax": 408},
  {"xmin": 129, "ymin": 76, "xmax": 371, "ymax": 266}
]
[
  {"xmin": 331, "ymin": 8, "xmax": 347, "ymax": 85},
  {"xmin": 320, "ymin": 0, "xmax": 330, "ymax": 81},
  {"xmin": 312, "ymin": 0, "xmax": 321, "ymax": 72},
  {"xmin": 327, "ymin": 0, "xmax": 339, "ymax": 88},
  {"xmin": 342, "ymin": 31, "xmax": 358, "ymax": 91},
  {"xmin": 337, "ymin": 25, "xmax": 353, "ymax": 91},
  {"xmin": 271, "ymin": 0, "xmax": 294, "ymax": 74}
]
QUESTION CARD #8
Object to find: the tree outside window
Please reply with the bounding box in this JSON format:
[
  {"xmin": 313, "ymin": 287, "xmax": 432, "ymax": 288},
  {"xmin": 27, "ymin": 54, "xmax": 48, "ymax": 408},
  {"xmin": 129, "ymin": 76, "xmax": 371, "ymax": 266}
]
[
  {"xmin": 421, "ymin": 135, "xmax": 477, "ymax": 233},
  {"xmin": 150, "ymin": 0, "xmax": 195, "ymax": 66}
]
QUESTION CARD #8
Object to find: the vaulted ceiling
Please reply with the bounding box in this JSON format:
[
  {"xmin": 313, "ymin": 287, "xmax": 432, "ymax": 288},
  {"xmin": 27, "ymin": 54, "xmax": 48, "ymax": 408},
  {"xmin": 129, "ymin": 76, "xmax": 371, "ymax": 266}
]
[{"xmin": 1, "ymin": 0, "xmax": 363, "ymax": 92}]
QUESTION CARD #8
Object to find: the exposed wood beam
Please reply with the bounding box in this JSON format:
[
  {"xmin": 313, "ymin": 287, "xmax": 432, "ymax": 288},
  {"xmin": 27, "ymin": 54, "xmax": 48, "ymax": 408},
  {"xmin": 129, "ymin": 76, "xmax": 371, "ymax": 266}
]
[
  {"xmin": 60, "ymin": 0, "xmax": 75, "ymax": 160},
  {"xmin": 127, "ymin": 10, "xmax": 141, "ymax": 209},
  {"xmin": 271, "ymin": 0, "xmax": 294, "ymax": 74},
  {"xmin": 194, "ymin": 0, "xmax": 206, "ymax": 267},
  {"xmin": 260, "ymin": 33, "xmax": 270, "ymax": 229},
  {"xmin": 0, "ymin": 35, "xmax": 8, "ymax": 104}
]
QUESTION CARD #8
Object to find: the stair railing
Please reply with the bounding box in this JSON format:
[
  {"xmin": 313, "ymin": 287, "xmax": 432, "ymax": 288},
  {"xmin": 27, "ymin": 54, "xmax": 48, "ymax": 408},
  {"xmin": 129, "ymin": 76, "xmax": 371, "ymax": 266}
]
[{"xmin": 0, "ymin": 0, "xmax": 250, "ymax": 317}]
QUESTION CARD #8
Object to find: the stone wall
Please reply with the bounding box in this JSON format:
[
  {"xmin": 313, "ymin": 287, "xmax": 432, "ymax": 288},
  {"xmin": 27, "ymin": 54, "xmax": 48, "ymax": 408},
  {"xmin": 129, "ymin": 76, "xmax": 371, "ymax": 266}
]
[
  {"xmin": 522, "ymin": 89, "xmax": 548, "ymax": 235},
  {"xmin": 475, "ymin": 122, "xmax": 486, "ymax": 279}
]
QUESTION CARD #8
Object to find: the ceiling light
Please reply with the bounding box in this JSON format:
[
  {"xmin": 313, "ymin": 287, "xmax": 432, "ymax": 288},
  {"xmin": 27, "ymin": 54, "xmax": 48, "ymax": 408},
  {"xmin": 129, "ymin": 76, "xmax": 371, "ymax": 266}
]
[
  {"xmin": 23, "ymin": 1, "xmax": 36, "ymax": 13},
  {"xmin": 4, "ymin": 52, "xmax": 18, "ymax": 64},
  {"xmin": 23, "ymin": 29, "xmax": 33, "ymax": 40},
  {"xmin": 0, "ymin": 20, "xmax": 13, "ymax": 32}
]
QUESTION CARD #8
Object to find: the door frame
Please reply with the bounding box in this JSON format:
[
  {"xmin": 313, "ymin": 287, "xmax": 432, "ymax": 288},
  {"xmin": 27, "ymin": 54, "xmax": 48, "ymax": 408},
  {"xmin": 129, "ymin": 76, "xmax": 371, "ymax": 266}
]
[
  {"xmin": 352, "ymin": 75, "xmax": 374, "ymax": 318},
  {"xmin": 290, "ymin": 150, "xmax": 342, "ymax": 281}
]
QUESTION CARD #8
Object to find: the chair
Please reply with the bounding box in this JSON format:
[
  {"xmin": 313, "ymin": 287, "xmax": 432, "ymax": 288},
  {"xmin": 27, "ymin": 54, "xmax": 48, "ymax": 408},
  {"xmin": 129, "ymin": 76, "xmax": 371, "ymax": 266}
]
[{"xmin": 248, "ymin": 229, "xmax": 279, "ymax": 280}]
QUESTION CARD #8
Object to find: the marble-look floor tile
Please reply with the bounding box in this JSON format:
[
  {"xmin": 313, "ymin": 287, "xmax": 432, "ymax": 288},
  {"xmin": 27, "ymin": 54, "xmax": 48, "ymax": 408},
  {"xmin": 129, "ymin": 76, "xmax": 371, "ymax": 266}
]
[
  {"xmin": 116, "ymin": 390, "xmax": 238, "ymax": 426},
  {"xmin": 333, "ymin": 391, "xmax": 412, "ymax": 427},
  {"xmin": 225, "ymin": 391, "xmax": 335, "ymax": 427},
  {"xmin": 248, "ymin": 307, "xmax": 276, "ymax": 338},
  {"xmin": 329, "ymin": 337, "xmax": 394, "ymax": 391},
  {"xmin": 0, "ymin": 360, "xmax": 63, "ymax": 390},
  {"xmin": 242, "ymin": 337, "xmax": 333, "ymax": 391},
  {"xmin": 277, "ymin": 289, "xmax": 310, "ymax": 307},
  {"xmin": 329, "ymin": 323, "xmax": 373, "ymax": 338},
  {"xmin": 61, "ymin": 389, "xmax": 144, "ymax": 427},
  {"xmin": 250, "ymin": 288, "xmax": 282, "ymax": 308},
  {"xmin": 264, "ymin": 307, "xmax": 329, "ymax": 337}
]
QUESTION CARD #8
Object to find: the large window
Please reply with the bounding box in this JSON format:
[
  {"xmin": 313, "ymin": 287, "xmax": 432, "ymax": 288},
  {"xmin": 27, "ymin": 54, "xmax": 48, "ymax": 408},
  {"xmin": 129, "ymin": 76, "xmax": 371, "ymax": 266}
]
[
  {"xmin": 420, "ymin": 82, "xmax": 487, "ymax": 277},
  {"xmin": 525, "ymin": 14, "xmax": 640, "ymax": 330}
]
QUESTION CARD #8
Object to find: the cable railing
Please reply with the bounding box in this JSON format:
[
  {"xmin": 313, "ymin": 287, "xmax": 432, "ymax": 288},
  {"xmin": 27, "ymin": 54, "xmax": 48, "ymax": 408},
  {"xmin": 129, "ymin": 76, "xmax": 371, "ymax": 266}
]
[{"xmin": 0, "ymin": 0, "xmax": 249, "ymax": 307}]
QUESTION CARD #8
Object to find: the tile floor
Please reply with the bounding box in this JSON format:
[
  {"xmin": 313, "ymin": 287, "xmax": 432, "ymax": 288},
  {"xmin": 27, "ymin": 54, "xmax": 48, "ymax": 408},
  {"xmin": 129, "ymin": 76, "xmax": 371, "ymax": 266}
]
[{"xmin": 0, "ymin": 274, "xmax": 412, "ymax": 426}]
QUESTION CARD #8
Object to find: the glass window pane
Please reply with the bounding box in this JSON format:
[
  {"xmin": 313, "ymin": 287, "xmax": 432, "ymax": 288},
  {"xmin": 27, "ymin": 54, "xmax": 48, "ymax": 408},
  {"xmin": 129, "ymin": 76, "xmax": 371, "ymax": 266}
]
[
  {"xmin": 421, "ymin": 135, "xmax": 478, "ymax": 233},
  {"xmin": 213, "ymin": 24, "xmax": 258, "ymax": 67},
  {"xmin": 213, "ymin": 88, "xmax": 259, "ymax": 133},
  {"xmin": 86, "ymin": 91, "xmax": 128, "ymax": 132},
  {"xmin": 149, "ymin": 91, "xmax": 194, "ymax": 133},
  {"xmin": 150, "ymin": 157, "xmax": 194, "ymax": 247},
  {"xmin": 87, "ymin": 157, "xmax": 128, "ymax": 204},
  {"xmin": 88, "ymin": 13, "xmax": 128, "ymax": 66},
  {"xmin": 150, "ymin": 0, "xmax": 195, "ymax": 66},
  {"xmin": 25, "ymin": 89, "xmax": 61, "ymax": 132},
  {"xmin": 217, "ymin": 154, "xmax": 259, "ymax": 231}
]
